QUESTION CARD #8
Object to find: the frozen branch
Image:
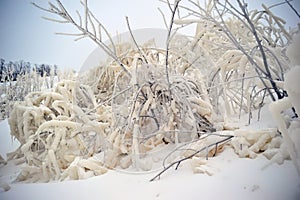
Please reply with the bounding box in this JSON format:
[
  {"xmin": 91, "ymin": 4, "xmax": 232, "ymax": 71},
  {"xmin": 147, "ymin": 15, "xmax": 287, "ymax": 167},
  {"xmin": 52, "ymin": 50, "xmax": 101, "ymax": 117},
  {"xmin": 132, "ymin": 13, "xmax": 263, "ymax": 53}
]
[
  {"xmin": 125, "ymin": 16, "xmax": 148, "ymax": 64},
  {"xmin": 41, "ymin": 16, "xmax": 69, "ymax": 23},
  {"xmin": 236, "ymin": 0, "xmax": 282, "ymax": 100},
  {"xmin": 150, "ymin": 134, "xmax": 234, "ymax": 181},
  {"xmin": 158, "ymin": 7, "xmax": 168, "ymax": 29},
  {"xmin": 165, "ymin": 0, "xmax": 181, "ymax": 94},
  {"xmin": 32, "ymin": 0, "xmax": 131, "ymax": 77}
]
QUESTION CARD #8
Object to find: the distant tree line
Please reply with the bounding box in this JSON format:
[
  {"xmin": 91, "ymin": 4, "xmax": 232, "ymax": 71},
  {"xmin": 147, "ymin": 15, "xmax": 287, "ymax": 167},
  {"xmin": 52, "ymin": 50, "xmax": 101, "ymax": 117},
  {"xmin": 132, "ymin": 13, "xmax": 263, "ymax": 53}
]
[{"xmin": 0, "ymin": 58, "xmax": 58, "ymax": 82}]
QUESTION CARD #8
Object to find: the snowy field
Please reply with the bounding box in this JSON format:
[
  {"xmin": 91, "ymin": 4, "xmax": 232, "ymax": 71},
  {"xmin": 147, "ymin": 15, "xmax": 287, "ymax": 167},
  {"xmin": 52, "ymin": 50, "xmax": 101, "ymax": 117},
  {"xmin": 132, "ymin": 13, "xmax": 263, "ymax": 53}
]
[{"xmin": 1, "ymin": 151, "xmax": 299, "ymax": 200}]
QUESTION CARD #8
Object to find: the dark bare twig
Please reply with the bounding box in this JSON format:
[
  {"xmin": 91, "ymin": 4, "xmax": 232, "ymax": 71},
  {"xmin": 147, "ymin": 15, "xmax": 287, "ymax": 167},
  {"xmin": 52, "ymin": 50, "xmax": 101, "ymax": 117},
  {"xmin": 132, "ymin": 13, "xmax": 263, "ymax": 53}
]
[
  {"xmin": 165, "ymin": 0, "xmax": 181, "ymax": 94},
  {"xmin": 285, "ymin": 0, "xmax": 300, "ymax": 18},
  {"xmin": 150, "ymin": 134, "xmax": 234, "ymax": 181},
  {"xmin": 267, "ymin": 0, "xmax": 293, "ymax": 9}
]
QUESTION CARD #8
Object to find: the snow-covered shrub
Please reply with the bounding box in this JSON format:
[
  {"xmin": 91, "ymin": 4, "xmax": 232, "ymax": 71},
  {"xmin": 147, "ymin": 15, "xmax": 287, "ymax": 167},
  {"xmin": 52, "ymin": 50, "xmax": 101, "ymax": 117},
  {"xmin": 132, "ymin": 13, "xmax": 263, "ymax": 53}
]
[
  {"xmin": 7, "ymin": 34, "xmax": 219, "ymax": 181},
  {"xmin": 5, "ymin": 0, "xmax": 299, "ymax": 182}
]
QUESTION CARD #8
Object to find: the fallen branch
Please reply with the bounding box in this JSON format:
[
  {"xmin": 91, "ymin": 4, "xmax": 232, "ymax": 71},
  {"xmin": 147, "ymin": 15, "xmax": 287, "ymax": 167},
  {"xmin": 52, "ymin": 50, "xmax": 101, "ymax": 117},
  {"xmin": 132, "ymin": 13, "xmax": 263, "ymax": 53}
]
[{"xmin": 150, "ymin": 134, "xmax": 234, "ymax": 181}]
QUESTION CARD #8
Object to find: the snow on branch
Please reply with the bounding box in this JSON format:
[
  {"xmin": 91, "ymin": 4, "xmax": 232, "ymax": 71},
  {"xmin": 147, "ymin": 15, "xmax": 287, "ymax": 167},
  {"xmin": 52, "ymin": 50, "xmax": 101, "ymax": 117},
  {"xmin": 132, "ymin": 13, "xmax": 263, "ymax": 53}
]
[{"xmin": 31, "ymin": 0, "xmax": 131, "ymax": 77}]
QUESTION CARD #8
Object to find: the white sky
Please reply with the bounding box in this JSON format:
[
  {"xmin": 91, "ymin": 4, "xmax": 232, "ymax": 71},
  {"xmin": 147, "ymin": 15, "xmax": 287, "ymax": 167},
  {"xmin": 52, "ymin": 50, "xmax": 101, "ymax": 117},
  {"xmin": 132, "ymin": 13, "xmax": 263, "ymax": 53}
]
[{"xmin": 0, "ymin": 0, "xmax": 299, "ymax": 72}]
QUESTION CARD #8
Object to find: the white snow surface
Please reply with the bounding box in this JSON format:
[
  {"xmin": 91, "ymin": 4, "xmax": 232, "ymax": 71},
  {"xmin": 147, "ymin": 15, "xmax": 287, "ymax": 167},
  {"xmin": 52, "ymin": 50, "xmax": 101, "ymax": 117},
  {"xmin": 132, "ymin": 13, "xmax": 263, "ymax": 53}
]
[
  {"xmin": 1, "ymin": 110, "xmax": 300, "ymax": 200},
  {"xmin": 1, "ymin": 150, "xmax": 300, "ymax": 200}
]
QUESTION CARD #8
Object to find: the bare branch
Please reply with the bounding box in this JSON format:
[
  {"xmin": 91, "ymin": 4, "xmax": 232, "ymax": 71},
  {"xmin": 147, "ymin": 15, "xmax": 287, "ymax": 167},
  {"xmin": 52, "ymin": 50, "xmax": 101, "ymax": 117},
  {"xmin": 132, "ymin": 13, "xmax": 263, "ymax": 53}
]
[
  {"xmin": 125, "ymin": 16, "xmax": 148, "ymax": 64},
  {"xmin": 165, "ymin": 0, "xmax": 181, "ymax": 94},
  {"xmin": 55, "ymin": 32, "xmax": 85, "ymax": 36},
  {"xmin": 285, "ymin": 0, "xmax": 300, "ymax": 18},
  {"xmin": 84, "ymin": 0, "xmax": 88, "ymax": 30},
  {"xmin": 74, "ymin": 35, "xmax": 87, "ymax": 41},
  {"xmin": 76, "ymin": 10, "xmax": 82, "ymax": 27},
  {"xmin": 33, "ymin": 0, "xmax": 131, "ymax": 77},
  {"xmin": 210, "ymin": 0, "xmax": 276, "ymax": 100},
  {"xmin": 236, "ymin": 0, "xmax": 281, "ymax": 100},
  {"xmin": 79, "ymin": 1, "xmax": 117, "ymax": 55},
  {"xmin": 88, "ymin": 12, "xmax": 96, "ymax": 36},
  {"xmin": 268, "ymin": 0, "xmax": 293, "ymax": 9},
  {"xmin": 48, "ymin": 2, "xmax": 60, "ymax": 13},
  {"xmin": 158, "ymin": 7, "xmax": 168, "ymax": 29},
  {"xmin": 42, "ymin": 16, "xmax": 69, "ymax": 23},
  {"xmin": 98, "ymin": 24, "xmax": 102, "ymax": 41},
  {"xmin": 31, "ymin": 2, "xmax": 56, "ymax": 14},
  {"xmin": 150, "ymin": 134, "xmax": 234, "ymax": 181}
]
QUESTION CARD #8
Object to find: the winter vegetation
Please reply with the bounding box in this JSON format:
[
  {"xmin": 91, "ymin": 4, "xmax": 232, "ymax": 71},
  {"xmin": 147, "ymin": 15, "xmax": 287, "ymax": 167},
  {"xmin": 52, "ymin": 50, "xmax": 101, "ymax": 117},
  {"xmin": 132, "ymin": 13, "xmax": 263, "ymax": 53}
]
[
  {"xmin": 1, "ymin": 0, "xmax": 300, "ymax": 197},
  {"xmin": 0, "ymin": 59, "xmax": 59, "ymax": 120}
]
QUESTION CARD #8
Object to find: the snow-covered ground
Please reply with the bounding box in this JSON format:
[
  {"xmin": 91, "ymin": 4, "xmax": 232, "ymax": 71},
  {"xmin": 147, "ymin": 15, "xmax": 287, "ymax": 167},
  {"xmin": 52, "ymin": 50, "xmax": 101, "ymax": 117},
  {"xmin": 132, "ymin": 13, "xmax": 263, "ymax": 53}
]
[
  {"xmin": 1, "ymin": 110, "xmax": 299, "ymax": 200},
  {"xmin": 1, "ymin": 149, "xmax": 299, "ymax": 200}
]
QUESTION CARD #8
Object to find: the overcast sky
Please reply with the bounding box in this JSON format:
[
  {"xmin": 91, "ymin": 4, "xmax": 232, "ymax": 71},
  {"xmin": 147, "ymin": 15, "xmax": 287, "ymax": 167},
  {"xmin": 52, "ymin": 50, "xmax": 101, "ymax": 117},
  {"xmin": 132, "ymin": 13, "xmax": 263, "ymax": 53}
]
[{"xmin": 0, "ymin": 0, "xmax": 299, "ymax": 72}]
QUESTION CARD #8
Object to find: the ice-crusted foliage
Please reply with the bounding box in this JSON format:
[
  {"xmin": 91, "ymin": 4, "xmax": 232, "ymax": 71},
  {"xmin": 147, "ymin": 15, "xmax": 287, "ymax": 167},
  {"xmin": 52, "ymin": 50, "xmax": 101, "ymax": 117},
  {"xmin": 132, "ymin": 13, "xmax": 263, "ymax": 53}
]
[
  {"xmin": 81, "ymin": 37, "xmax": 216, "ymax": 170},
  {"xmin": 0, "ymin": 66, "xmax": 58, "ymax": 120},
  {"xmin": 175, "ymin": 0, "xmax": 297, "ymax": 119},
  {"xmin": 8, "ymin": 79, "xmax": 110, "ymax": 181},
  {"xmin": 7, "ymin": 36, "xmax": 217, "ymax": 181},
  {"xmin": 5, "ymin": 0, "xmax": 300, "ymax": 182}
]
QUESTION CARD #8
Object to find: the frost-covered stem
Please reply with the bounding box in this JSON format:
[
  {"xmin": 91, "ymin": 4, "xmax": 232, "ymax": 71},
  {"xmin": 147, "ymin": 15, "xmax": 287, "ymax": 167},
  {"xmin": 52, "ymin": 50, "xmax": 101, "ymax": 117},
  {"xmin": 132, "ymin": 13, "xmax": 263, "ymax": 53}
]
[
  {"xmin": 262, "ymin": 46, "xmax": 285, "ymax": 81},
  {"xmin": 158, "ymin": 7, "xmax": 168, "ymax": 29},
  {"xmin": 257, "ymin": 89, "xmax": 267, "ymax": 121},
  {"xmin": 84, "ymin": 0, "xmax": 88, "ymax": 30},
  {"xmin": 239, "ymin": 73, "xmax": 245, "ymax": 119},
  {"xmin": 165, "ymin": 0, "xmax": 181, "ymax": 94},
  {"xmin": 79, "ymin": 1, "xmax": 117, "ymax": 55},
  {"xmin": 125, "ymin": 16, "xmax": 148, "ymax": 64},
  {"xmin": 132, "ymin": 122, "xmax": 140, "ymax": 169}
]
